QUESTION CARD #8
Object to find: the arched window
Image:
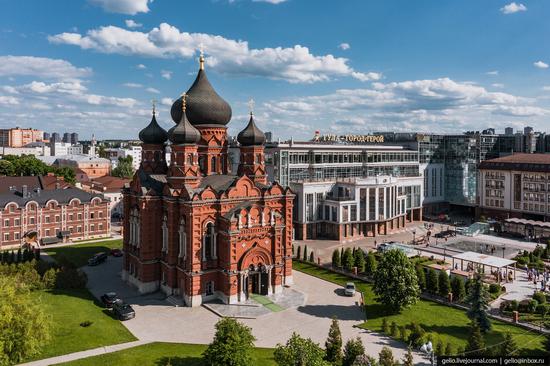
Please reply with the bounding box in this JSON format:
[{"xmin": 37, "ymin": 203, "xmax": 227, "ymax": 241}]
[
  {"xmin": 187, "ymin": 154, "xmax": 193, "ymax": 165},
  {"xmin": 178, "ymin": 217, "xmax": 186, "ymax": 260},
  {"xmin": 161, "ymin": 215, "xmax": 168, "ymax": 253},
  {"xmin": 129, "ymin": 208, "xmax": 140, "ymax": 247},
  {"xmin": 199, "ymin": 156, "xmax": 206, "ymax": 172},
  {"xmin": 211, "ymin": 156, "xmax": 217, "ymax": 173},
  {"xmin": 203, "ymin": 222, "xmax": 216, "ymax": 260},
  {"xmin": 256, "ymin": 153, "xmax": 262, "ymax": 164}
]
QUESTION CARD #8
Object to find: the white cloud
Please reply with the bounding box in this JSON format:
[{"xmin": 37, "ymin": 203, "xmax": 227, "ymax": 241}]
[
  {"xmin": 252, "ymin": 0, "xmax": 288, "ymax": 4},
  {"xmin": 534, "ymin": 61, "xmax": 549, "ymax": 69},
  {"xmin": 493, "ymin": 105, "xmax": 547, "ymax": 117},
  {"xmin": 1, "ymin": 86, "xmax": 19, "ymax": 94},
  {"xmin": 123, "ymin": 82, "xmax": 143, "ymax": 88},
  {"xmin": 161, "ymin": 70, "xmax": 172, "ymax": 80},
  {"xmin": 492, "ymin": 83, "xmax": 504, "ymax": 88},
  {"xmin": 160, "ymin": 97, "xmax": 173, "ymax": 106},
  {"xmin": 0, "ymin": 55, "xmax": 92, "ymax": 80},
  {"xmin": 500, "ymin": 2, "xmax": 527, "ymax": 14},
  {"xmin": 88, "ymin": 0, "xmax": 151, "ymax": 15},
  {"xmin": 125, "ymin": 19, "xmax": 142, "ymax": 28},
  {"xmin": 146, "ymin": 87, "xmax": 160, "ymax": 94},
  {"xmin": 486, "ymin": 70, "xmax": 499, "ymax": 76},
  {"xmin": 0, "ymin": 96, "xmax": 20, "ymax": 105},
  {"xmin": 542, "ymin": 86, "xmax": 550, "ymax": 91},
  {"xmin": 136, "ymin": 64, "xmax": 146, "ymax": 69},
  {"xmin": 48, "ymin": 23, "xmax": 380, "ymax": 83},
  {"xmin": 338, "ymin": 43, "xmax": 350, "ymax": 50},
  {"xmin": 22, "ymin": 81, "xmax": 87, "ymax": 95}
]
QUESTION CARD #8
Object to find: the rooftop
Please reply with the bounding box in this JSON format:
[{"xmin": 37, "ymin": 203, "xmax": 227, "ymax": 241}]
[
  {"xmin": 452, "ymin": 251, "xmax": 516, "ymax": 268},
  {"xmin": 479, "ymin": 153, "xmax": 550, "ymax": 172}
]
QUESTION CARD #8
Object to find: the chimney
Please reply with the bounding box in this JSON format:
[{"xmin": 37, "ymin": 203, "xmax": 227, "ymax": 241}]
[{"xmin": 22, "ymin": 185, "xmax": 28, "ymax": 197}]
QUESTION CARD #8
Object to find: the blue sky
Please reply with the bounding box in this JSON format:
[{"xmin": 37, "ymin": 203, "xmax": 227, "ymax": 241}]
[{"xmin": 1, "ymin": 0, "xmax": 549, "ymax": 140}]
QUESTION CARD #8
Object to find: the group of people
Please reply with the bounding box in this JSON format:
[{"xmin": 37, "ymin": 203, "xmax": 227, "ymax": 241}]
[{"xmin": 526, "ymin": 266, "xmax": 549, "ymax": 292}]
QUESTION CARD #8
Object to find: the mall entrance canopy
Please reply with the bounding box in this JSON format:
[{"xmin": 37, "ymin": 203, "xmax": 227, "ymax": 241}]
[{"xmin": 451, "ymin": 251, "xmax": 516, "ymax": 284}]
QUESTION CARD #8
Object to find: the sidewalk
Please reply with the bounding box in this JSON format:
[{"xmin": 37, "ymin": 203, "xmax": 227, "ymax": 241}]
[{"xmin": 18, "ymin": 340, "xmax": 151, "ymax": 366}]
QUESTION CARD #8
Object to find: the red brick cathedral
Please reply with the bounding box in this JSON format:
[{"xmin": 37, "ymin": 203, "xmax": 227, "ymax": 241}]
[{"xmin": 122, "ymin": 55, "xmax": 294, "ymax": 306}]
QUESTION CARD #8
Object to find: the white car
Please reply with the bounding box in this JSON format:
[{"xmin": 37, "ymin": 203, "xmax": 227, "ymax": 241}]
[{"xmin": 344, "ymin": 282, "xmax": 356, "ymax": 296}]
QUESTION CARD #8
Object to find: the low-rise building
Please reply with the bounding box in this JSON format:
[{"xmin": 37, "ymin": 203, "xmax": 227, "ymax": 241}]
[
  {"xmin": 0, "ymin": 176, "xmax": 110, "ymax": 248},
  {"xmin": 478, "ymin": 153, "xmax": 550, "ymax": 221},
  {"xmin": 40, "ymin": 154, "xmax": 111, "ymax": 179},
  {"xmin": 81, "ymin": 176, "xmax": 129, "ymax": 219}
]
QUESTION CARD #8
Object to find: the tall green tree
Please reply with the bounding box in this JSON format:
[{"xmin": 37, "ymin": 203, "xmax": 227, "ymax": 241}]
[
  {"xmin": 0, "ymin": 277, "xmax": 51, "ymax": 365},
  {"xmin": 296, "ymin": 246, "xmax": 301, "ymax": 260},
  {"xmin": 465, "ymin": 320, "xmax": 485, "ymax": 357},
  {"xmin": 451, "ymin": 276, "xmax": 466, "ymax": 302},
  {"xmin": 111, "ymin": 156, "xmax": 134, "ymax": 178},
  {"xmin": 343, "ymin": 337, "xmax": 364, "ymax": 366},
  {"xmin": 343, "ymin": 248, "xmax": 354, "ymax": 272},
  {"xmin": 332, "ymin": 249, "xmax": 341, "ymax": 269},
  {"xmin": 372, "ymin": 249, "xmax": 420, "ymax": 312},
  {"xmin": 378, "ymin": 346, "xmax": 395, "ymax": 366},
  {"xmin": 438, "ymin": 270, "xmax": 450, "ymax": 297},
  {"xmin": 402, "ymin": 346, "xmax": 414, "ymax": 366},
  {"xmin": 203, "ymin": 318, "xmax": 256, "ymax": 366},
  {"xmin": 499, "ymin": 333, "xmax": 516, "ymax": 356},
  {"xmin": 274, "ymin": 332, "xmax": 330, "ymax": 366},
  {"xmin": 426, "ymin": 269, "xmax": 439, "ymax": 295},
  {"xmin": 465, "ymin": 272, "xmax": 492, "ymax": 332},
  {"xmin": 365, "ymin": 252, "xmax": 377, "ymax": 276},
  {"xmin": 303, "ymin": 245, "xmax": 309, "ymax": 261},
  {"xmin": 325, "ymin": 317, "xmax": 343, "ymax": 365},
  {"xmin": 416, "ymin": 266, "xmax": 426, "ymax": 291},
  {"xmin": 354, "ymin": 250, "xmax": 366, "ymax": 273}
]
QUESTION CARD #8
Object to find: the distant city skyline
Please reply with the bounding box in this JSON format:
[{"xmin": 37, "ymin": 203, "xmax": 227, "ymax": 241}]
[{"xmin": 1, "ymin": 0, "xmax": 550, "ymax": 140}]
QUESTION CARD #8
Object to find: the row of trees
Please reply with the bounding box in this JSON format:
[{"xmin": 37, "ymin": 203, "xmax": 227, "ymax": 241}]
[
  {"xmin": 0, "ymin": 155, "xmax": 76, "ymax": 184},
  {"xmin": 1, "ymin": 247, "xmax": 40, "ymax": 265},
  {"xmin": 203, "ymin": 316, "xmax": 414, "ymax": 366}
]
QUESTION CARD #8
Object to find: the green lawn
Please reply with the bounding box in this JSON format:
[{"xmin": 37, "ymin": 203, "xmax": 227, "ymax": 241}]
[
  {"xmin": 293, "ymin": 261, "xmax": 545, "ymax": 356},
  {"xmin": 25, "ymin": 288, "xmax": 136, "ymax": 362},
  {"xmin": 45, "ymin": 239, "xmax": 123, "ymax": 267},
  {"xmin": 57, "ymin": 342, "xmax": 276, "ymax": 366}
]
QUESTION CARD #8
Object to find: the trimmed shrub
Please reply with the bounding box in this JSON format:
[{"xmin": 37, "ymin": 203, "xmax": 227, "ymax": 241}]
[
  {"xmin": 382, "ymin": 318, "xmax": 389, "ymax": 334},
  {"xmin": 533, "ymin": 291, "xmax": 546, "ymax": 304},
  {"xmin": 407, "ymin": 322, "xmax": 425, "ymax": 347},
  {"xmin": 528, "ymin": 299, "xmax": 538, "ymax": 314},
  {"xmin": 510, "ymin": 300, "xmax": 519, "ymax": 311},
  {"xmin": 489, "ymin": 283, "xmax": 500, "ymax": 294},
  {"xmin": 390, "ymin": 321, "xmax": 398, "ymax": 337}
]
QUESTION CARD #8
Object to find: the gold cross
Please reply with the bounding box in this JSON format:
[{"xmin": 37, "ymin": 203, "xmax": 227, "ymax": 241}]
[
  {"xmin": 152, "ymin": 99, "xmax": 157, "ymax": 115},
  {"xmin": 248, "ymin": 98, "xmax": 255, "ymax": 115}
]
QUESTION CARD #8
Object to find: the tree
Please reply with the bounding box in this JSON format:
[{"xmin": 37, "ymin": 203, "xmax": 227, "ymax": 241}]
[
  {"xmin": 343, "ymin": 248, "xmax": 354, "ymax": 272},
  {"xmin": 325, "ymin": 317, "xmax": 343, "ymax": 365},
  {"xmin": 343, "ymin": 337, "xmax": 365, "ymax": 366},
  {"xmin": 332, "ymin": 249, "xmax": 341, "ymax": 269},
  {"xmin": 111, "ymin": 156, "xmax": 134, "ymax": 178},
  {"xmin": 16, "ymin": 249, "xmax": 22, "ymax": 263},
  {"xmin": 390, "ymin": 321, "xmax": 398, "ymax": 337},
  {"xmin": 274, "ymin": 332, "xmax": 330, "ymax": 366},
  {"xmin": 499, "ymin": 333, "xmax": 516, "ymax": 356},
  {"xmin": 416, "ymin": 266, "xmax": 426, "ymax": 291},
  {"xmin": 426, "ymin": 269, "xmax": 438, "ymax": 295},
  {"xmin": 438, "ymin": 270, "xmax": 450, "ymax": 297},
  {"xmin": 351, "ymin": 355, "xmax": 377, "ymax": 366},
  {"xmin": 444, "ymin": 342, "xmax": 453, "ymax": 356},
  {"xmin": 465, "ymin": 272, "xmax": 492, "ymax": 332},
  {"xmin": 309, "ymin": 251, "xmax": 315, "ymax": 262},
  {"xmin": 303, "ymin": 245, "xmax": 309, "ymax": 261},
  {"xmin": 365, "ymin": 252, "xmax": 377, "ymax": 276},
  {"xmin": 435, "ymin": 339, "xmax": 443, "ymax": 356},
  {"xmin": 0, "ymin": 277, "xmax": 51, "ymax": 364},
  {"xmin": 297, "ymin": 246, "xmax": 302, "ymax": 260},
  {"xmin": 372, "ymin": 249, "xmax": 420, "ymax": 312},
  {"xmin": 203, "ymin": 317, "xmax": 256, "ymax": 366},
  {"xmin": 451, "ymin": 276, "xmax": 466, "ymax": 302},
  {"xmin": 465, "ymin": 320, "xmax": 485, "ymax": 357},
  {"xmin": 378, "ymin": 346, "xmax": 395, "ymax": 366},
  {"xmin": 402, "ymin": 346, "xmax": 414, "ymax": 366},
  {"xmin": 0, "ymin": 155, "xmax": 75, "ymax": 184},
  {"xmin": 354, "ymin": 249, "xmax": 366, "ymax": 273},
  {"xmin": 382, "ymin": 318, "xmax": 389, "ymax": 334}
]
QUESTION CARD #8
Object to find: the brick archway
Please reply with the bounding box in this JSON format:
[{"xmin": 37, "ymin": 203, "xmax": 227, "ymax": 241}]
[{"xmin": 239, "ymin": 244, "xmax": 272, "ymax": 271}]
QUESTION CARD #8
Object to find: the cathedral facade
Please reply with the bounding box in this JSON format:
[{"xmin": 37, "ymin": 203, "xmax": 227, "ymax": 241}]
[{"xmin": 122, "ymin": 56, "xmax": 294, "ymax": 306}]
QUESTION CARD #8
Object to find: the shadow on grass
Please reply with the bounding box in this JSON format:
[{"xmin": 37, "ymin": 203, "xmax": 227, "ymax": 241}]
[
  {"xmin": 155, "ymin": 356, "xmax": 203, "ymax": 366},
  {"xmin": 297, "ymin": 304, "xmax": 365, "ymax": 321}
]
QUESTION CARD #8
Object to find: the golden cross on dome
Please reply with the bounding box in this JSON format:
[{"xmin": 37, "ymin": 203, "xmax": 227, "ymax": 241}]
[
  {"xmin": 248, "ymin": 98, "xmax": 255, "ymax": 115},
  {"xmin": 151, "ymin": 99, "xmax": 157, "ymax": 115},
  {"xmin": 181, "ymin": 93, "xmax": 187, "ymax": 112},
  {"xmin": 199, "ymin": 43, "xmax": 205, "ymax": 70}
]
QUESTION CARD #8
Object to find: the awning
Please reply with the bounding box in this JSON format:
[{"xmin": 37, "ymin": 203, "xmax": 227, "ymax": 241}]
[{"xmin": 451, "ymin": 251, "xmax": 516, "ymax": 268}]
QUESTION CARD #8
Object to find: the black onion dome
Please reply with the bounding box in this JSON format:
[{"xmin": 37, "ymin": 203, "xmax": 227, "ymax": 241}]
[
  {"xmin": 169, "ymin": 106, "xmax": 201, "ymax": 145},
  {"xmin": 139, "ymin": 114, "xmax": 168, "ymax": 144},
  {"xmin": 171, "ymin": 68, "xmax": 232, "ymax": 126},
  {"xmin": 237, "ymin": 113, "xmax": 266, "ymax": 146}
]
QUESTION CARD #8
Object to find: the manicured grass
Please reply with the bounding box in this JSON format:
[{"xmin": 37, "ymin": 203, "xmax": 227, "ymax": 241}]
[
  {"xmin": 45, "ymin": 239, "xmax": 123, "ymax": 267},
  {"xmin": 293, "ymin": 261, "xmax": 545, "ymax": 356},
  {"xmin": 57, "ymin": 342, "xmax": 277, "ymax": 366},
  {"xmin": 26, "ymin": 288, "xmax": 136, "ymax": 362}
]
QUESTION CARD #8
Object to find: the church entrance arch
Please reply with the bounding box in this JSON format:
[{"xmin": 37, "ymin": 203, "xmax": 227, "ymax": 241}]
[
  {"xmin": 239, "ymin": 244, "xmax": 273, "ymax": 300},
  {"xmin": 247, "ymin": 264, "xmax": 268, "ymax": 296}
]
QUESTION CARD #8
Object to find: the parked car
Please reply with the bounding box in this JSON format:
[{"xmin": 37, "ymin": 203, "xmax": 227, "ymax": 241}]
[
  {"xmin": 110, "ymin": 248, "xmax": 123, "ymax": 257},
  {"xmin": 113, "ymin": 302, "xmax": 135, "ymax": 321},
  {"xmin": 100, "ymin": 292, "xmax": 121, "ymax": 308},
  {"xmin": 87, "ymin": 252, "xmax": 108, "ymax": 266},
  {"xmin": 344, "ymin": 282, "xmax": 356, "ymax": 297}
]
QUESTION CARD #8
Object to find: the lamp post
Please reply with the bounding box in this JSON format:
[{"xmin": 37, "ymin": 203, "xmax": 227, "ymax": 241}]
[
  {"xmin": 412, "ymin": 229, "xmax": 416, "ymax": 245},
  {"xmin": 502, "ymin": 246, "xmax": 506, "ymax": 259}
]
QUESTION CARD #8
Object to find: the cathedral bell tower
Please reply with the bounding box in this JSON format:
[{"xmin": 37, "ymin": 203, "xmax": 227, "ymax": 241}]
[
  {"xmin": 138, "ymin": 101, "xmax": 168, "ymax": 174},
  {"xmin": 237, "ymin": 102, "xmax": 267, "ymax": 185}
]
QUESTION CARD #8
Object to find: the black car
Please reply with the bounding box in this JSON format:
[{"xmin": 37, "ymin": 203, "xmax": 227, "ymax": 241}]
[
  {"xmin": 113, "ymin": 302, "xmax": 135, "ymax": 321},
  {"xmin": 87, "ymin": 252, "xmax": 108, "ymax": 266},
  {"xmin": 100, "ymin": 292, "xmax": 121, "ymax": 308}
]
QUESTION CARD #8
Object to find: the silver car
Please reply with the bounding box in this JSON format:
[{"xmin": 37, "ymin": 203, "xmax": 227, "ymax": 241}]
[{"xmin": 344, "ymin": 282, "xmax": 356, "ymax": 296}]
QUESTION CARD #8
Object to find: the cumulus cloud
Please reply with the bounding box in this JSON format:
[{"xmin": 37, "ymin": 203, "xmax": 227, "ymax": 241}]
[
  {"xmin": 88, "ymin": 0, "xmax": 151, "ymax": 15},
  {"xmin": 486, "ymin": 70, "xmax": 499, "ymax": 76},
  {"xmin": 48, "ymin": 23, "xmax": 379, "ymax": 83},
  {"xmin": 146, "ymin": 87, "xmax": 160, "ymax": 94},
  {"xmin": 534, "ymin": 61, "xmax": 549, "ymax": 69},
  {"xmin": 136, "ymin": 63, "xmax": 146, "ymax": 69},
  {"xmin": 125, "ymin": 19, "xmax": 142, "ymax": 28},
  {"xmin": 500, "ymin": 2, "xmax": 527, "ymax": 14},
  {"xmin": 252, "ymin": 0, "xmax": 288, "ymax": 4},
  {"xmin": 123, "ymin": 82, "xmax": 143, "ymax": 88},
  {"xmin": 0, "ymin": 55, "xmax": 91, "ymax": 80},
  {"xmin": 160, "ymin": 97, "xmax": 173, "ymax": 106},
  {"xmin": 161, "ymin": 70, "xmax": 172, "ymax": 80},
  {"xmin": 0, "ymin": 96, "xmax": 20, "ymax": 105},
  {"xmin": 338, "ymin": 43, "xmax": 350, "ymax": 50},
  {"xmin": 542, "ymin": 86, "xmax": 550, "ymax": 91}
]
